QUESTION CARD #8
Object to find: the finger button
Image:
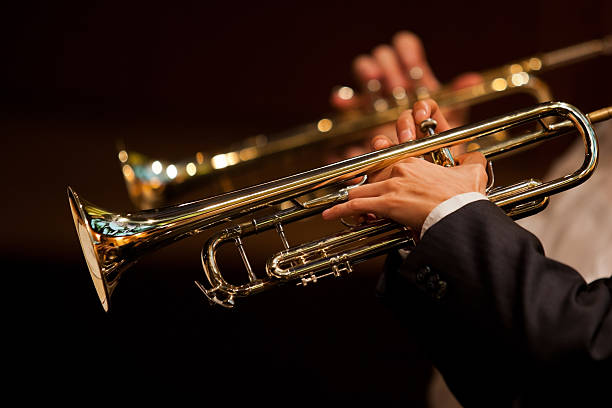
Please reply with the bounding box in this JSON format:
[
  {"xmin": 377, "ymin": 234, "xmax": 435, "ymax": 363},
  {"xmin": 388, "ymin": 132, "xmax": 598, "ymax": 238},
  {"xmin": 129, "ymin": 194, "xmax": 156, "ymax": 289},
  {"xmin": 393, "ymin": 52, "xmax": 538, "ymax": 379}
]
[
  {"xmin": 433, "ymin": 280, "xmax": 447, "ymax": 300},
  {"xmin": 419, "ymin": 118, "xmax": 437, "ymax": 136},
  {"xmin": 408, "ymin": 66, "xmax": 424, "ymax": 80},
  {"xmin": 415, "ymin": 265, "xmax": 431, "ymax": 283},
  {"xmin": 426, "ymin": 273, "xmax": 440, "ymax": 291}
]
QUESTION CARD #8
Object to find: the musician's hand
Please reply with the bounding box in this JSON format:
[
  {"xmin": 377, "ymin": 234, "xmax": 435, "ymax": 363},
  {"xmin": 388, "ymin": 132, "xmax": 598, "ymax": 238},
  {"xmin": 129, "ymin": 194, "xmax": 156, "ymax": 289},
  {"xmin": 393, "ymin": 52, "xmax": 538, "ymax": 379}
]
[
  {"xmin": 329, "ymin": 31, "xmax": 482, "ymax": 160},
  {"xmin": 331, "ymin": 31, "xmax": 441, "ymax": 112},
  {"xmin": 368, "ymin": 98, "xmax": 457, "ymax": 183},
  {"xmin": 322, "ymin": 99, "xmax": 488, "ymax": 233},
  {"xmin": 322, "ymin": 151, "xmax": 487, "ymax": 233}
]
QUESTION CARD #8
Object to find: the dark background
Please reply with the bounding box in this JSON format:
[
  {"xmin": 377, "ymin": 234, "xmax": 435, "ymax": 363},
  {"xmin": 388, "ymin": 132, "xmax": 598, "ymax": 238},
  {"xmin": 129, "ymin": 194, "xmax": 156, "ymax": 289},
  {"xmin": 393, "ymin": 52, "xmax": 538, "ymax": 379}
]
[{"xmin": 4, "ymin": 0, "xmax": 610, "ymax": 404}]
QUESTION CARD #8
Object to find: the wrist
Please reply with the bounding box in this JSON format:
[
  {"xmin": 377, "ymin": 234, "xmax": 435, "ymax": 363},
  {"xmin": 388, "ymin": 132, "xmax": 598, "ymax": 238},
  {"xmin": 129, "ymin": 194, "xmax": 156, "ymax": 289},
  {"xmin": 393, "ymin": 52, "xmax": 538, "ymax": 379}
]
[{"xmin": 420, "ymin": 192, "xmax": 488, "ymax": 239}]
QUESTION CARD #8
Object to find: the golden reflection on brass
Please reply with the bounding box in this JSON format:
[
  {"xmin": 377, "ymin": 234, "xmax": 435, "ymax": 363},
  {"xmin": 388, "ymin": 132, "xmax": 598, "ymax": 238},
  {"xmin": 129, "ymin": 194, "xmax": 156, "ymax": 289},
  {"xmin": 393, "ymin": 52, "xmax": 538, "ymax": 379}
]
[
  {"xmin": 467, "ymin": 142, "xmax": 480, "ymax": 151},
  {"xmin": 151, "ymin": 160, "xmax": 163, "ymax": 175},
  {"xmin": 317, "ymin": 118, "xmax": 333, "ymax": 132},
  {"xmin": 186, "ymin": 162, "xmax": 197, "ymax": 176},
  {"xmin": 338, "ymin": 86, "xmax": 355, "ymax": 100},
  {"xmin": 367, "ymin": 78, "xmax": 381, "ymax": 92},
  {"xmin": 409, "ymin": 66, "xmax": 424, "ymax": 80},
  {"xmin": 511, "ymin": 72, "xmax": 530, "ymax": 86},
  {"xmin": 528, "ymin": 57, "xmax": 543, "ymax": 71},
  {"xmin": 166, "ymin": 164, "xmax": 178, "ymax": 179},
  {"xmin": 70, "ymin": 102, "xmax": 609, "ymax": 311},
  {"xmin": 211, "ymin": 154, "xmax": 229, "ymax": 169},
  {"xmin": 150, "ymin": 177, "xmax": 161, "ymax": 189},
  {"xmin": 491, "ymin": 77, "xmax": 508, "ymax": 91},
  {"xmin": 226, "ymin": 152, "xmax": 240, "ymax": 166},
  {"xmin": 121, "ymin": 164, "xmax": 135, "ymax": 182},
  {"xmin": 239, "ymin": 146, "xmax": 259, "ymax": 161},
  {"xmin": 196, "ymin": 152, "xmax": 205, "ymax": 165},
  {"xmin": 118, "ymin": 150, "xmax": 129, "ymax": 163},
  {"xmin": 373, "ymin": 99, "xmax": 389, "ymax": 112},
  {"xmin": 494, "ymin": 132, "xmax": 506, "ymax": 141},
  {"xmin": 415, "ymin": 86, "xmax": 431, "ymax": 100},
  {"xmin": 392, "ymin": 86, "xmax": 407, "ymax": 100},
  {"xmin": 510, "ymin": 63, "xmax": 523, "ymax": 74}
]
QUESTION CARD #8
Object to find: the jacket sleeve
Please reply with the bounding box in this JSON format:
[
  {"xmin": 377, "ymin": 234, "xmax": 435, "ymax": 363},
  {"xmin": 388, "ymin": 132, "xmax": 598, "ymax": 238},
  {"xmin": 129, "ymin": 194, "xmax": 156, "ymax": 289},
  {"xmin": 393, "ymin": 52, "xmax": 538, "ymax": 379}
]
[{"xmin": 379, "ymin": 199, "xmax": 611, "ymax": 406}]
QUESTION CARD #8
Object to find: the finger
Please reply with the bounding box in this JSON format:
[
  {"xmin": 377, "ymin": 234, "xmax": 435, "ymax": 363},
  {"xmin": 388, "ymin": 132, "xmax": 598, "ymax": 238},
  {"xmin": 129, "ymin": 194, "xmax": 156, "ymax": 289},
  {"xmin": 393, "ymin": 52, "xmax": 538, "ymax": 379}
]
[
  {"xmin": 343, "ymin": 145, "xmax": 369, "ymax": 159},
  {"xmin": 324, "ymin": 152, "xmax": 341, "ymax": 165},
  {"xmin": 396, "ymin": 109, "xmax": 416, "ymax": 143},
  {"xmin": 366, "ymin": 163, "xmax": 395, "ymax": 184},
  {"xmin": 455, "ymin": 152, "xmax": 489, "ymax": 193},
  {"xmin": 347, "ymin": 180, "xmax": 390, "ymax": 199},
  {"xmin": 371, "ymin": 134, "xmax": 396, "ymax": 150},
  {"xmin": 413, "ymin": 98, "xmax": 451, "ymax": 137},
  {"xmin": 443, "ymin": 72, "xmax": 486, "ymax": 127},
  {"xmin": 392, "ymin": 31, "xmax": 440, "ymax": 92},
  {"xmin": 353, "ymin": 54, "xmax": 383, "ymax": 91},
  {"xmin": 322, "ymin": 197, "xmax": 387, "ymax": 221},
  {"xmin": 372, "ymin": 45, "xmax": 408, "ymax": 94},
  {"xmin": 455, "ymin": 151, "xmax": 487, "ymax": 167}
]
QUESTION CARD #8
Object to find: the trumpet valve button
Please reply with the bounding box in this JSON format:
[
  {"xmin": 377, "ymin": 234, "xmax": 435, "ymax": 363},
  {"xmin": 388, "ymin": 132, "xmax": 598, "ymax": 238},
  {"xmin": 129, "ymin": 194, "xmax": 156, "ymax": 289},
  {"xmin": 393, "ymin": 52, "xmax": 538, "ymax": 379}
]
[
  {"xmin": 300, "ymin": 274, "xmax": 318, "ymax": 287},
  {"xmin": 419, "ymin": 118, "xmax": 437, "ymax": 136}
]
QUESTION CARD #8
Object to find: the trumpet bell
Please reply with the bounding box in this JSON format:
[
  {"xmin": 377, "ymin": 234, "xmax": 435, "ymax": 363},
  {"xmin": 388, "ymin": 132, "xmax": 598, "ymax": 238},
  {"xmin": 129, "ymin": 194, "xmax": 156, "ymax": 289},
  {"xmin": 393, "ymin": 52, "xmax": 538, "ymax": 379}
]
[{"xmin": 68, "ymin": 187, "xmax": 135, "ymax": 311}]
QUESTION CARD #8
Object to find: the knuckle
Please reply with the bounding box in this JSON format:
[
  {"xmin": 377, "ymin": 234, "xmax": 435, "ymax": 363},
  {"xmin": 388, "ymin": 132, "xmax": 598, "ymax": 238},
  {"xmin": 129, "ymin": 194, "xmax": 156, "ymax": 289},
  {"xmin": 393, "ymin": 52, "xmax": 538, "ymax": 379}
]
[
  {"xmin": 423, "ymin": 98, "xmax": 439, "ymax": 111},
  {"xmin": 402, "ymin": 158, "xmax": 420, "ymax": 169},
  {"xmin": 346, "ymin": 199, "xmax": 361, "ymax": 212},
  {"xmin": 391, "ymin": 163, "xmax": 409, "ymax": 176},
  {"xmin": 471, "ymin": 165, "xmax": 487, "ymax": 184}
]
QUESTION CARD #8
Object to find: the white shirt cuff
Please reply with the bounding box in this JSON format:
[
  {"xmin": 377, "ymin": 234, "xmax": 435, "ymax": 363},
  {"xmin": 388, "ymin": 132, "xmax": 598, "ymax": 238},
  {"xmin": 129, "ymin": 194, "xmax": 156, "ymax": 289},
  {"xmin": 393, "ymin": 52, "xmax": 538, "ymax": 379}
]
[
  {"xmin": 398, "ymin": 192, "xmax": 488, "ymax": 259},
  {"xmin": 420, "ymin": 191, "xmax": 488, "ymax": 239}
]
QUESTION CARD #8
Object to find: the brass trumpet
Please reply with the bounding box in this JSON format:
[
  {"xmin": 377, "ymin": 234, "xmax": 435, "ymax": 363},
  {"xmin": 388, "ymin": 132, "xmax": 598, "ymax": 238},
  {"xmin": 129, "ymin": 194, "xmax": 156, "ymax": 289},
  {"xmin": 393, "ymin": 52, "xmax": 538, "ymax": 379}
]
[
  {"xmin": 69, "ymin": 102, "xmax": 610, "ymax": 311},
  {"xmin": 118, "ymin": 36, "xmax": 611, "ymax": 209}
]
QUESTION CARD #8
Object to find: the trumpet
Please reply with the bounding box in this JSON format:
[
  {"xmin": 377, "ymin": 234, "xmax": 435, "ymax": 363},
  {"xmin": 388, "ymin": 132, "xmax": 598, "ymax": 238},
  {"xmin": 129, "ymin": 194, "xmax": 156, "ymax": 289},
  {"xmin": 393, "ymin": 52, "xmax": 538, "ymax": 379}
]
[
  {"xmin": 70, "ymin": 102, "xmax": 610, "ymax": 311},
  {"xmin": 117, "ymin": 36, "xmax": 611, "ymax": 209}
]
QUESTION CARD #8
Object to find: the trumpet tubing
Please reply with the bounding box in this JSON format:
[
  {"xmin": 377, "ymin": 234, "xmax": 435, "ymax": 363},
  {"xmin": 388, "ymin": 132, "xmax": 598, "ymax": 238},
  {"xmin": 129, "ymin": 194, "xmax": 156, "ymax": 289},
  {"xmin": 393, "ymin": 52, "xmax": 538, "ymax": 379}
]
[
  {"xmin": 69, "ymin": 102, "xmax": 609, "ymax": 311},
  {"xmin": 118, "ymin": 36, "xmax": 611, "ymax": 209}
]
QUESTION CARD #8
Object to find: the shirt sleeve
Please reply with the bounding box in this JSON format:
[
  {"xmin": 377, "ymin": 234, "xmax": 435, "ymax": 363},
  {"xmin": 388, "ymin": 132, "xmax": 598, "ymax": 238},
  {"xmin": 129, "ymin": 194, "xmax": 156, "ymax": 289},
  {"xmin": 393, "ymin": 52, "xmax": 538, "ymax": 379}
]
[
  {"xmin": 420, "ymin": 191, "xmax": 488, "ymax": 239},
  {"xmin": 398, "ymin": 192, "xmax": 488, "ymax": 259}
]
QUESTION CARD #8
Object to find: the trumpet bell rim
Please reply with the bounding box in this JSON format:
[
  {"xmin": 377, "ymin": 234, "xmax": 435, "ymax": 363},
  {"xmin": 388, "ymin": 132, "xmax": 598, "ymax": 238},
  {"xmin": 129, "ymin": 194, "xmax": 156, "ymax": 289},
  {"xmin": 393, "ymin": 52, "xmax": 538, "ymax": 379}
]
[{"xmin": 68, "ymin": 186, "xmax": 110, "ymax": 312}]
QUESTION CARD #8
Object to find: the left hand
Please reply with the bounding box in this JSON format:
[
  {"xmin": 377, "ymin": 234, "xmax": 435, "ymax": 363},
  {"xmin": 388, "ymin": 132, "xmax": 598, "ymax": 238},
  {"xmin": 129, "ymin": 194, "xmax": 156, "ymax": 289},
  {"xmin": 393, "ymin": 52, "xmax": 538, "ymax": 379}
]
[
  {"xmin": 322, "ymin": 100, "xmax": 488, "ymax": 233},
  {"xmin": 322, "ymin": 152, "xmax": 488, "ymax": 233},
  {"xmin": 368, "ymin": 98, "xmax": 464, "ymax": 183}
]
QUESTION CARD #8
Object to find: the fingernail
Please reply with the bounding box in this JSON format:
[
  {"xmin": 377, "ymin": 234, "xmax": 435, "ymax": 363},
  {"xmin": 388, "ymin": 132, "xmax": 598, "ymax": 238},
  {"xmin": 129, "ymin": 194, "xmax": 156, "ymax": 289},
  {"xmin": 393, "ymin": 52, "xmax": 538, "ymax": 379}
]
[
  {"xmin": 399, "ymin": 128, "xmax": 414, "ymax": 141},
  {"xmin": 415, "ymin": 109, "xmax": 427, "ymax": 121},
  {"xmin": 374, "ymin": 139, "xmax": 388, "ymax": 150}
]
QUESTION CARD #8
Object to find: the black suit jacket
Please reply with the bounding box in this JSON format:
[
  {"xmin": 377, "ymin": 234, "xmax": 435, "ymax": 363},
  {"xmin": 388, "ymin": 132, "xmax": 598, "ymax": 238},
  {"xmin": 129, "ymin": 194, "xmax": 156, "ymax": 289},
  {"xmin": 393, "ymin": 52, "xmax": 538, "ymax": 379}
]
[{"xmin": 379, "ymin": 200, "xmax": 611, "ymax": 407}]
